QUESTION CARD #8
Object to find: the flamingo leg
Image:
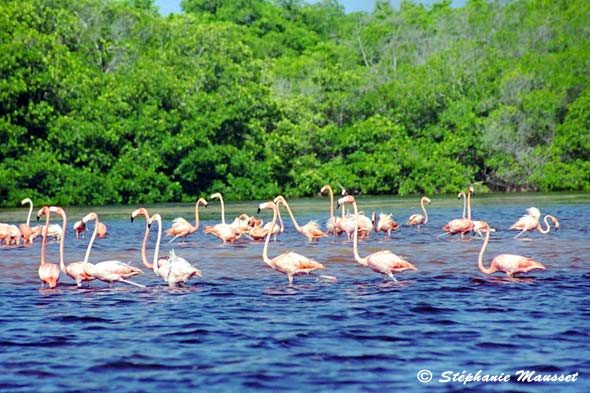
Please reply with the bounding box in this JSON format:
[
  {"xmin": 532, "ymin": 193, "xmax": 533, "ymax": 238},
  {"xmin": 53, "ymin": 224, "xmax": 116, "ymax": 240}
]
[
  {"xmin": 117, "ymin": 278, "xmax": 146, "ymax": 288},
  {"xmin": 387, "ymin": 273, "xmax": 398, "ymax": 282},
  {"xmin": 514, "ymin": 228, "xmax": 527, "ymax": 239},
  {"xmin": 168, "ymin": 236, "xmax": 179, "ymax": 244}
]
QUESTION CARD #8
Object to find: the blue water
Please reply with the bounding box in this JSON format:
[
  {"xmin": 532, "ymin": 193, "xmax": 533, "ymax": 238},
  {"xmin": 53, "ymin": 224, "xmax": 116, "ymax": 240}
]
[{"xmin": 0, "ymin": 194, "xmax": 588, "ymax": 392}]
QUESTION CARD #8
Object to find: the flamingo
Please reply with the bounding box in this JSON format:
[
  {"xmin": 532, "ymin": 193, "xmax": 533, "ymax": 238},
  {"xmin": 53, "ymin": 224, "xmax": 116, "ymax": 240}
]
[
  {"xmin": 166, "ymin": 197, "xmax": 208, "ymax": 243},
  {"xmin": 441, "ymin": 186, "xmax": 474, "ymax": 239},
  {"xmin": 204, "ymin": 193, "xmax": 243, "ymax": 243},
  {"xmin": 372, "ymin": 211, "xmax": 399, "ymax": 237},
  {"xmin": 81, "ymin": 212, "xmax": 144, "ymax": 288},
  {"xmin": 338, "ymin": 195, "xmax": 417, "ymax": 282},
  {"xmin": 477, "ymin": 224, "xmax": 546, "ymax": 277},
  {"xmin": 273, "ymin": 195, "xmax": 327, "ymax": 242},
  {"xmin": 321, "ymin": 184, "xmax": 344, "ymax": 237},
  {"xmin": 36, "ymin": 206, "xmax": 60, "ymax": 288},
  {"xmin": 51, "ymin": 206, "xmax": 96, "ymax": 287},
  {"xmin": 407, "ymin": 196, "xmax": 431, "ymax": 228},
  {"xmin": 258, "ymin": 201, "xmax": 327, "ymax": 285},
  {"xmin": 151, "ymin": 213, "xmax": 202, "ymax": 287},
  {"xmin": 19, "ymin": 198, "xmax": 37, "ymax": 244},
  {"xmin": 458, "ymin": 191, "xmax": 495, "ymax": 237},
  {"xmin": 73, "ymin": 220, "xmax": 86, "ymax": 239},
  {"xmin": 509, "ymin": 207, "xmax": 558, "ymax": 239}
]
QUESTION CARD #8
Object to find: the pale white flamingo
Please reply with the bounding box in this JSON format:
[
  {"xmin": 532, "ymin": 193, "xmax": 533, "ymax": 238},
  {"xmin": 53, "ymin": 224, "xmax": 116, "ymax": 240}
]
[
  {"xmin": 151, "ymin": 213, "xmax": 202, "ymax": 287},
  {"xmin": 36, "ymin": 206, "xmax": 60, "ymax": 288},
  {"xmin": 204, "ymin": 193, "xmax": 243, "ymax": 243},
  {"xmin": 166, "ymin": 197, "xmax": 208, "ymax": 243},
  {"xmin": 337, "ymin": 210, "xmax": 372, "ymax": 240},
  {"xmin": 82, "ymin": 212, "xmax": 144, "ymax": 287},
  {"xmin": 338, "ymin": 195, "xmax": 417, "ymax": 282},
  {"xmin": 274, "ymin": 195, "xmax": 327, "ymax": 242},
  {"xmin": 477, "ymin": 224, "xmax": 546, "ymax": 277},
  {"xmin": 509, "ymin": 207, "xmax": 540, "ymax": 238},
  {"xmin": 258, "ymin": 201, "xmax": 328, "ymax": 285},
  {"xmin": 407, "ymin": 196, "xmax": 431, "ymax": 227},
  {"xmin": 441, "ymin": 186, "xmax": 474, "ymax": 239},
  {"xmin": 372, "ymin": 211, "xmax": 399, "ymax": 237},
  {"xmin": 51, "ymin": 206, "xmax": 96, "ymax": 287},
  {"xmin": 19, "ymin": 198, "xmax": 36, "ymax": 244},
  {"xmin": 321, "ymin": 184, "xmax": 344, "ymax": 237}
]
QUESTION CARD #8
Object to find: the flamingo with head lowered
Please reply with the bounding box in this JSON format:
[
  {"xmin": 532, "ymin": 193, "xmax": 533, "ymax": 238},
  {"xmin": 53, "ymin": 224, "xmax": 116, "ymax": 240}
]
[
  {"xmin": 510, "ymin": 207, "xmax": 559, "ymax": 239},
  {"xmin": 82, "ymin": 212, "xmax": 144, "ymax": 288},
  {"xmin": 338, "ymin": 195, "xmax": 417, "ymax": 282},
  {"xmin": 274, "ymin": 195, "xmax": 327, "ymax": 242},
  {"xmin": 258, "ymin": 200, "xmax": 330, "ymax": 286},
  {"xmin": 477, "ymin": 224, "xmax": 546, "ymax": 278}
]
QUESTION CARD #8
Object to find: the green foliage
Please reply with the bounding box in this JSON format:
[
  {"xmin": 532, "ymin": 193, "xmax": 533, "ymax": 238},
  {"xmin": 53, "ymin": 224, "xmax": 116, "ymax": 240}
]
[{"xmin": 1, "ymin": 0, "xmax": 589, "ymax": 207}]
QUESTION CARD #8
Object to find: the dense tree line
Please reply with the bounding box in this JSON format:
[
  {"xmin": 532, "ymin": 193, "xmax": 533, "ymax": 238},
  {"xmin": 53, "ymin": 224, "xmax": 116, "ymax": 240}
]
[{"xmin": 1, "ymin": 0, "xmax": 588, "ymax": 206}]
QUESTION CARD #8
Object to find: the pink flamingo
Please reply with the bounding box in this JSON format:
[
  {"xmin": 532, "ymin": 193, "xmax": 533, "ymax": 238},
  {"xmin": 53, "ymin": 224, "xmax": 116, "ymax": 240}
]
[
  {"xmin": 19, "ymin": 198, "xmax": 37, "ymax": 244},
  {"xmin": 258, "ymin": 201, "xmax": 328, "ymax": 285},
  {"xmin": 82, "ymin": 212, "xmax": 144, "ymax": 287},
  {"xmin": 372, "ymin": 211, "xmax": 399, "ymax": 237},
  {"xmin": 477, "ymin": 224, "xmax": 546, "ymax": 277},
  {"xmin": 441, "ymin": 186, "xmax": 474, "ymax": 239},
  {"xmin": 36, "ymin": 206, "xmax": 60, "ymax": 288},
  {"xmin": 51, "ymin": 206, "xmax": 95, "ymax": 287},
  {"xmin": 166, "ymin": 197, "xmax": 208, "ymax": 243},
  {"xmin": 407, "ymin": 196, "xmax": 431, "ymax": 228},
  {"xmin": 73, "ymin": 220, "xmax": 86, "ymax": 239},
  {"xmin": 274, "ymin": 195, "xmax": 327, "ymax": 242},
  {"xmin": 457, "ymin": 191, "xmax": 495, "ymax": 237},
  {"xmin": 338, "ymin": 195, "xmax": 417, "ymax": 282},
  {"xmin": 321, "ymin": 184, "xmax": 344, "ymax": 237}
]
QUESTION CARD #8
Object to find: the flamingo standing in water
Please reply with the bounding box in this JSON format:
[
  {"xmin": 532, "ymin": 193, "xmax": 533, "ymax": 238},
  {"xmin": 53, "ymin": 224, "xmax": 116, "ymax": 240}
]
[
  {"xmin": 457, "ymin": 191, "xmax": 494, "ymax": 237},
  {"xmin": 36, "ymin": 206, "xmax": 60, "ymax": 288},
  {"xmin": 73, "ymin": 220, "xmax": 86, "ymax": 239},
  {"xmin": 51, "ymin": 206, "xmax": 95, "ymax": 287},
  {"xmin": 321, "ymin": 184, "xmax": 344, "ymax": 237},
  {"xmin": 274, "ymin": 195, "xmax": 327, "ymax": 242},
  {"xmin": 477, "ymin": 224, "xmax": 546, "ymax": 277},
  {"xmin": 166, "ymin": 197, "xmax": 208, "ymax": 243},
  {"xmin": 441, "ymin": 186, "xmax": 474, "ymax": 239},
  {"xmin": 338, "ymin": 195, "xmax": 417, "ymax": 282},
  {"xmin": 19, "ymin": 198, "xmax": 36, "ymax": 244},
  {"xmin": 258, "ymin": 201, "xmax": 328, "ymax": 285},
  {"xmin": 372, "ymin": 211, "xmax": 399, "ymax": 237},
  {"xmin": 407, "ymin": 196, "xmax": 431, "ymax": 228},
  {"xmin": 204, "ymin": 193, "xmax": 243, "ymax": 243},
  {"xmin": 509, "ymin": 207, "xmax": 558, "ymax": 239},
  {"xmin": 82, "ymin": 212, "xmax": 144, "ymax": 287}
]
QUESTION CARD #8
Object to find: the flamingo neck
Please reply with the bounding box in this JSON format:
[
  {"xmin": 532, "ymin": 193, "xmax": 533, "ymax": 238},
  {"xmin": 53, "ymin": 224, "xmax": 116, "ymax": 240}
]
[
  {"xmin": 421, "ymin": 197, "xmax": 429, "ymax": 223},
  {"xmin": 194, "ymin": 200, "xmax": 202, "ymax": 230},
  {"xmin": 57, "ymin": 209, "xmax": 67, "ymax": 273},
  {"xmin": 477, "ymin": 230, "xmax": 496, "ymax": 274},
  {"xmin": 40, "ymin": 209, "xmax": 50, "ymax": 267},
  {"xmin": 25, "ymin": 200, "xmax": 33, "ymax": 226},
  {"xmin": 140, "ymin": 212, "xmax": 153, "ymax": 269},
  {"xmin": 262, "ymin": 204, "xmax": 277, "ymax": 267},
  {"xmin": 537, "ymin": 215, "xmax": 552, "ymax": 234},
  {"xmin": 152, "ymin": 215, "xmax": 163, "ymax": 275},
  {"xmin": 218, "ymin": 196, "xmax": 226, "ymax": 225},
  {"xmin": 351, "ymin": 200, "xmax": 367, "ymax": 266},
  {"xmin": 459, "ymin": 193, "xmax": 466, "ymax": 218},
  {"xmin": 280, "ymin": 199, "xmax": 302, "ymax": 231},
  {"xmin": 82, "ymin": 217, "xmax": 99, "ymax": 276},
  {"xmin": 325, "ymin": 186, "xmax": 335, "ymax": 225},
  {"xmin": 467, "ymin": 190, "xmax": 472, "ymax": 220}
]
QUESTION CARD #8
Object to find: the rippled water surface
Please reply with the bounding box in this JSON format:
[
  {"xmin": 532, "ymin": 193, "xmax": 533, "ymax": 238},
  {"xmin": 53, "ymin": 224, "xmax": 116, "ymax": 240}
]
[{"xmin": 1, "ymin": 193, "xmax": 589, "ymax": 392}]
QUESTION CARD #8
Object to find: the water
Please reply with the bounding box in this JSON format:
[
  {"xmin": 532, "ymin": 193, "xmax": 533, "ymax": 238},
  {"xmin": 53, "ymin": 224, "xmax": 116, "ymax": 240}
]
[{"xmin": 0, "ymin": 193, "xmax": 589, "ymax": 392}]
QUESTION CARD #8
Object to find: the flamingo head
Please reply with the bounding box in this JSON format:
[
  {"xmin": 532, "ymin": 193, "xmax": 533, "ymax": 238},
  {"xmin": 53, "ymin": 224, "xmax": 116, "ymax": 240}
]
[
  {"xmin": 257, "ymin": 201, "xmax": 275, "ymax": 214},
  {"xmin": 320, "ymin": 184, "xmax": 331, "ymax": 194},
  {"xmin": 468, "ymin": 185, "xmax": 475, "ymax": 195},
  {"xmin": 197, "ymin": 198, "xmax": 208, "ymax": 207},
  {"xmin": 36, "ymin": 206, "xmax": 49, "ymax": 221},
  {"xmin": 457, "ymin": 191, "xmax": 466, "ymax": 200},
  {"xmin": 131, "ymin": 208, "xmax": 149, "ymax": 223},
  {"xmin": 82, "ymin": 212, "xmax": 98, "ymax": 224},
  {"xmin": 549, "ymin": 215, "xmax": 560, "ymax": 230},
  {"xmin": 337, "ymin": 195, "xmax": 355, "ymax": 209},
  {"xmin": 423, "ymin": 197, "xmax": 432, "ymax": 205},
  {"xmin": 21, "ymin": 197, "xmax": 33, "ymax": 205},
  {"xmin": 210, "ymin": 192, "xmax": 222, "ymax": 200}
]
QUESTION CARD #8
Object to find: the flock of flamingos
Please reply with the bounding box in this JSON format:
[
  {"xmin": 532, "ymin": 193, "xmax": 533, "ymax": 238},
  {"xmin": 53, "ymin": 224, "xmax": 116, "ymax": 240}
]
[{"xmin": 0, "ymin": 185, "xmax": 560, "ymax": 289}]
